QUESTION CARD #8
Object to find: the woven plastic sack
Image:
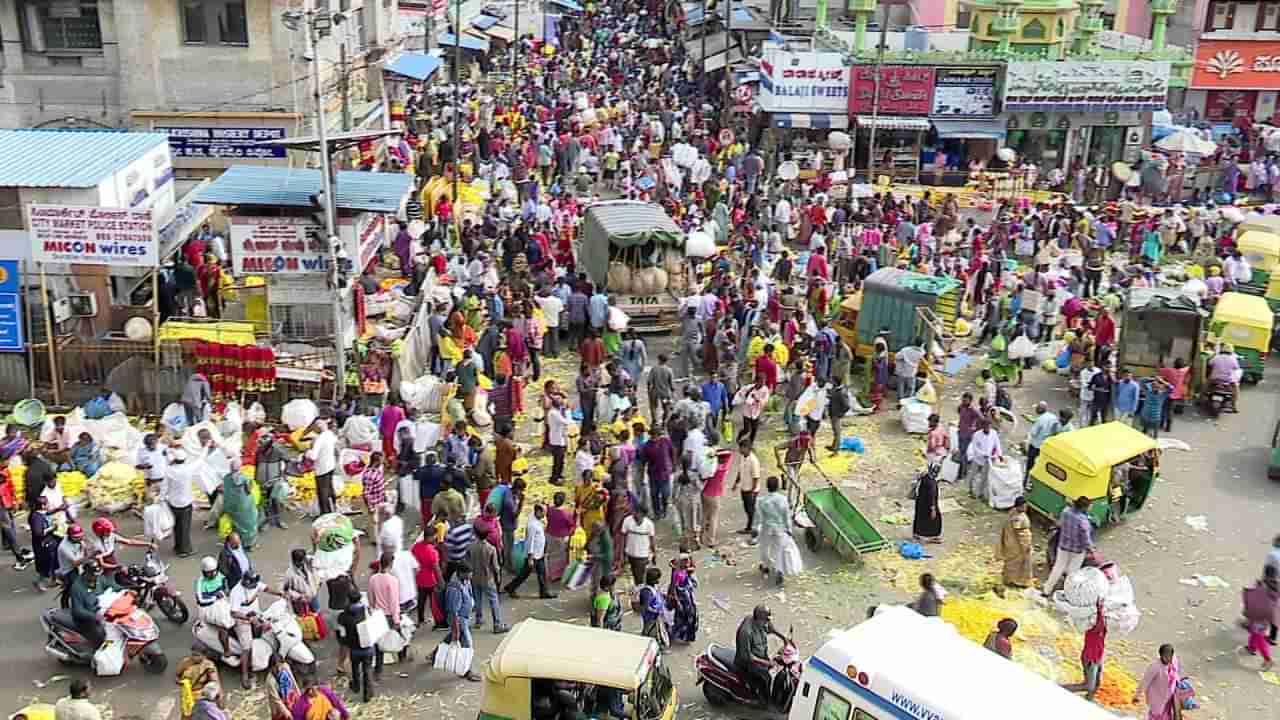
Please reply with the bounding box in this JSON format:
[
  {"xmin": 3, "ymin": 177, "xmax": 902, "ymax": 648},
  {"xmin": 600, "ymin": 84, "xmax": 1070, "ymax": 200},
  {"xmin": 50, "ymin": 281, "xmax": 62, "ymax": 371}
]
[
  {"xmin": 899, "ymin": 400, "xmax": 931, "ymax": 434},
  {"xmin": 161, "ymin": 403, "xmax": 188, "ymax": 434},
  {"xmin": 343, "ymin": 416, "xmax": 378, "ymax": 448},
  {"xmin": 12, "ymin": 399, "xmax": 46, "ymax": 426},
  {"xmin": 987, "ymin": 457, "xmax": 1023, "ymax": 510}
]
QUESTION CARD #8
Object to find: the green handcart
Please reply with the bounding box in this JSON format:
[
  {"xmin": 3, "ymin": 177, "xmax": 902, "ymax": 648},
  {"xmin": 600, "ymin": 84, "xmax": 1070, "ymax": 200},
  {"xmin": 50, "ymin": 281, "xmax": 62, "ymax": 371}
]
[{"xmin": 793, "ymin": 485, "xmax": 891, "ymax": 567}]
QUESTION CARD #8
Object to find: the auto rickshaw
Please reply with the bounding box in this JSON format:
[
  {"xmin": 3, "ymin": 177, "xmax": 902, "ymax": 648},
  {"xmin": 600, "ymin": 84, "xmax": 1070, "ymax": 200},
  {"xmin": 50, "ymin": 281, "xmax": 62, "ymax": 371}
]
[
  {"xmin": 1236, "ymin": 230, "xmax": 1280, "ymax": 287},
  {"xmin": 1211, "ymin": 292, "xmax": 1274, "ymax": 383},
  {"xmin": 1027, "ymin": 422, "xmax": 1159, "ymax": 528},
  {"xmin": 480, "ymin": 619, "xmax": 677, "ymax": 720}
]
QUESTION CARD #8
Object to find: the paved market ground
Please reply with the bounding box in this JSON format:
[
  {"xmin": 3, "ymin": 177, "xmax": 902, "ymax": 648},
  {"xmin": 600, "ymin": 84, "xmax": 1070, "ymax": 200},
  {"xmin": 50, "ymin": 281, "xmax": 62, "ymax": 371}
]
[{"xmin": 3, "ymin": 347, "xmax": 1278, "ymax": 720}]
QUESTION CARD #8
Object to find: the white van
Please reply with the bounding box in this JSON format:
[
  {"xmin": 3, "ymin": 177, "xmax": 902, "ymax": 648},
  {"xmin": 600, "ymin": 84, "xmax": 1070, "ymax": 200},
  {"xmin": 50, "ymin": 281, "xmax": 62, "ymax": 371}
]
[{"xmin": 787, "ymin": 606, "xmax": 1121, "ymax": 720}]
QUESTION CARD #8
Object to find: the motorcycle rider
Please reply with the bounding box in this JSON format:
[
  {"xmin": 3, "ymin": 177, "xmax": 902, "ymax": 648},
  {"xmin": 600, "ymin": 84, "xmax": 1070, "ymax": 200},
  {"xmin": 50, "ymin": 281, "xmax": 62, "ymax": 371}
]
[
  {"xmin": 68, "ymin": 560, "xmax": 118, "ymax": 650},
  {"xmin": 228, "ymin": 570, "xmax": 283, "ymax": 690},
  {"xmin": 88, "ymin": 518, "xmax": 152, "ymax": 575},
  {"xmin": 1206, "ymin": 343, "xmax": 1241, "ymax": 413},
  {"xmin": 194, "ymin": 556, "xmax": 233, "ymax": 660},
  {"xmin": 56, "ymin": 524, "xmax": 88, "ymax": 607},
  {"xmin": 734, "ymin": 605, "xmax": 787, "ymax": 704}
]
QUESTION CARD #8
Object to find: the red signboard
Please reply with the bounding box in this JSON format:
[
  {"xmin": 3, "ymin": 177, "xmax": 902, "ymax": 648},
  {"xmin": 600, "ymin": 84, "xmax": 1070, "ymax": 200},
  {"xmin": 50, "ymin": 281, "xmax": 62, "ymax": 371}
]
[
  {"xmin": 849, "ymin": 66, "xmax": 937, "ymax": 115},
  {"xmin": 1205, "ymin": 90, "xmax": 1258, "ymax": 122}
]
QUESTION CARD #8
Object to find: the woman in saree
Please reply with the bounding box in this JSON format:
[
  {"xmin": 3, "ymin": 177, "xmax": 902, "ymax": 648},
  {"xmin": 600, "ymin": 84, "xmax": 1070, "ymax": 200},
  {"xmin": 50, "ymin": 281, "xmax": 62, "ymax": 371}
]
[
  {"xmin": 635, "ymin": 566, "xmax": 670, "ymax": 649},
  {"xmin": 69, "ymin": 432, "xmax": 102, "ymax": 477},
  {"xmin": 575, "ymin": 469, "xmax": 608, "ymax": 542},
  {"xmin": 545, "ymin": 491, "xmax": 575, "ymax": 582},
  {"xmin": 666, "ymin": 553, "xmax": 699, "ymax": 643},
  {"xmin": 221, "ymin": 468, "xmax": 259, "ymax": 550}
]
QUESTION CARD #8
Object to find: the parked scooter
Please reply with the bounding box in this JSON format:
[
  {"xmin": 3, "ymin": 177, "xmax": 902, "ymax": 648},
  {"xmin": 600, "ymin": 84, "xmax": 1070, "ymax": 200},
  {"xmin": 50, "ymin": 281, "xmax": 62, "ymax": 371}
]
[
  {"xmin": 695, "ymin": 636, "xmax": 802, "ymax": 711},
  {"xmin": 1202, "ymin": 380, "xmax": 1236, "ymax": 418},
  {"xmin": 115, "ymin": 550, "xmax": 189, "ymax": 624},
  {"xmin": 41, "ymin": 589, "xmax": 167, "ymax": 675},
  {"xmin": 191, "ymin": 598, "xmax": 316, "ymax": 674}
]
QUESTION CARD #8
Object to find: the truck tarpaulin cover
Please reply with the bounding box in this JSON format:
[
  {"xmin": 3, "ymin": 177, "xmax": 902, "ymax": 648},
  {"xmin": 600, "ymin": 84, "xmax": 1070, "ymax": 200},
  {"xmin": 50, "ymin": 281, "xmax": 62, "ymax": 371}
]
[{"xmin": 580, "ymin": 201, "xmax": 683, "ymax": 287}]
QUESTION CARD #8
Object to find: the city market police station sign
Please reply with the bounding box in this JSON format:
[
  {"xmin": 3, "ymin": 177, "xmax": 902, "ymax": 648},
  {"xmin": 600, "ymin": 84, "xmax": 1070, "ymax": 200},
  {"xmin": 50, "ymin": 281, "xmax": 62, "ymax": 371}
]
[{"xmin": 1003, "ymin": 61, "xmax": 1171, "ymax": 112}]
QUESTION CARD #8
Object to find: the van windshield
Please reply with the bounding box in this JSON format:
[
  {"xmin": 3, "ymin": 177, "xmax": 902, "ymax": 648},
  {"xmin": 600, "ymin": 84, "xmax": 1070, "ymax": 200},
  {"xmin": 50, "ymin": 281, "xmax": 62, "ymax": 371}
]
[{"xmin": 634, "ymin": 661, "xmax": 673, "ymax": 720}]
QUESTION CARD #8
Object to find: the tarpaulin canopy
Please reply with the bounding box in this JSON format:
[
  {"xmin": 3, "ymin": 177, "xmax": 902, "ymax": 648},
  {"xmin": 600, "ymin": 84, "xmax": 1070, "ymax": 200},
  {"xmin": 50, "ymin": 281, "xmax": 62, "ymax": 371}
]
[
  {"xmin": 1126, "ymin": 288, "xmax": 1204, "ymax": 314},
  {"xmin": 579, "ymin": 201, "xmax": 682, "ymax": 287},
  {"xmin": 383, "ymin": 52, "xmax": 442, "ymax": 81}
]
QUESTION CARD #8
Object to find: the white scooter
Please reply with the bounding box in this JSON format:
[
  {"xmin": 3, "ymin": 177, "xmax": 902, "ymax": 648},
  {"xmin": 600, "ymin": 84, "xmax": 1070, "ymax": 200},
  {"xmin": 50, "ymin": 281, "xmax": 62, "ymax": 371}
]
[{"xmin": 191, "ymin": 599, "xmax": 315, "ymax": 674}]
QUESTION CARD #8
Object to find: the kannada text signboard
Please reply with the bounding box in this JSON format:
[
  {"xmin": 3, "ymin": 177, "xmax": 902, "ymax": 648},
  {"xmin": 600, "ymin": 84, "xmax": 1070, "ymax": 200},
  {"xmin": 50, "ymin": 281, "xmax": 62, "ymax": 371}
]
[
  {"xmin": 28, "ymin": 204, "xmax": 156, "ymax": 266},
  {"xmin": 759, "ymin": 50, "xmax": 850, "ymax": 114},
  {"xmin": 849, "ymin": 66, "xmax": 937, "ymax": 116},
  {"xmin": 156, "ymin": 126, "xmax": 288, "ymax": 159},
  {"xmin": 1003, "ymin": 61, "xmax": 1171, "ymax": 111},
  {"xmin": 930, "ymin": 67, "xmax": 998, "ymax": 117}
]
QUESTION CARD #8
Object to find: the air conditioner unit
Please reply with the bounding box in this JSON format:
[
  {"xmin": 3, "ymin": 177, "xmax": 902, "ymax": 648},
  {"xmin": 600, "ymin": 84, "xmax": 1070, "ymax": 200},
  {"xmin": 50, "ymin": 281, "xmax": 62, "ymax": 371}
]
[{"xmin": 65, "ymin": 293, "xmax": 98, "ymax": 318}]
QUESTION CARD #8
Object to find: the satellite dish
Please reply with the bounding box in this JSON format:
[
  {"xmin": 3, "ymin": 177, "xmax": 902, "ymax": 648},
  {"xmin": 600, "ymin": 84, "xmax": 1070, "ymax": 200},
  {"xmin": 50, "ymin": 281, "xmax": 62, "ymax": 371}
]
[
  {"xmin": 777, "ymin": 161, "xmax": 800, "ymax": 180},
  {"xmin": 124, "ymin": 316, "xmax": 154, "ymax": 341}
]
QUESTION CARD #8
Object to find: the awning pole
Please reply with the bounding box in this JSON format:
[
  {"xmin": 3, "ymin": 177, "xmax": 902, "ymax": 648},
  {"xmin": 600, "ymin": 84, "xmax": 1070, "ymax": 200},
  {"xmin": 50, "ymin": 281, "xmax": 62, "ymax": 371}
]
[
  {"xmin": 152, "ymin": 266, "xmax": 161, "ymax": 415},
  {"xmin": 39, "ymin": 263, "xmax": 59, "ymax": 407},
  {"xmin": 22, "ymin": 260, "xmax": 34, "ymax": 398}
]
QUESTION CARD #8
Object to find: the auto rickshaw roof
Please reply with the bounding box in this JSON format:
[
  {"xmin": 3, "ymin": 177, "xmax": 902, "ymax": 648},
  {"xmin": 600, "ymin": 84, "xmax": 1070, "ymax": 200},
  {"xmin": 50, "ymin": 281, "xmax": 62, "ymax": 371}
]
[
  {"xmin": 1236, "ymin": 230, "xmax": 1280, "ymax": 256},
  {"xmin": 1214, "ymin": 292, "xmax": 1275, "ymax": 330},
  {"xmin": 484, "ymin": 619, "xmax": 658, "ymax": 689},
  {"xmin": 1039, "ymin": 422, "xmax": 1156, "ymax": 477},
  {"xmin": 1239, "ymin": 214, "xmax": 1280, "ymax": 235}
]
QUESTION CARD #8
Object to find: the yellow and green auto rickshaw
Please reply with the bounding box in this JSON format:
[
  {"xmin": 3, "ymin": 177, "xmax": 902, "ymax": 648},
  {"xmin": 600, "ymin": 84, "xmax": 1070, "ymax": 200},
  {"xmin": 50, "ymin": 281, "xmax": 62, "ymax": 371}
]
[
  {"xmin": 1236, "ymin": 230, "xmax": 1280, "ymax": 287},
  {"xmin": 1212, "ymin": 292, "xmax": 1274, "ymax": 383},
  {"xmin": 1027, "ymin": 422, "xmax": 1159, "ymax": 528},
  {"xmin": 479, "ymin": 619, "xmax": 677, "ymax": 720}
]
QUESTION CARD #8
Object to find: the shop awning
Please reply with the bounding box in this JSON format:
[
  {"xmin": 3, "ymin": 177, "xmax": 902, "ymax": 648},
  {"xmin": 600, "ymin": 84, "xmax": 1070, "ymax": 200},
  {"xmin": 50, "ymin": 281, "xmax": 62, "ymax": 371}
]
[
  {"xmin": 483, "ymin": 24, "xmax": 516, "ymax": 42},
  {"xmin": 771, "ymin": 113, "xmax": 850, "ymax": 130},
  {"xmin": 548, "ymin": 0, "xmax": 584, "ymax": 11},
  {"xmin": 383, "ymin": 52, "xmax": 443, "ymax": 81},
  {"xmin": 930, "ymin": 118, "xmax": 1006, "ymax": 140},
  {"xmin": 856, "ymin": 115, "xmax": 930, "ymax": 131},
  {"xmin": 437, "ymin": 32, "xmax": 490, "ymax": 52},
  {"xmin": 705, "ymin": 48, "xmax": 744, "ymax": 73},
  {"xmin": 471, "ymin": 13, "xmax": 501, "ymax": 30}
]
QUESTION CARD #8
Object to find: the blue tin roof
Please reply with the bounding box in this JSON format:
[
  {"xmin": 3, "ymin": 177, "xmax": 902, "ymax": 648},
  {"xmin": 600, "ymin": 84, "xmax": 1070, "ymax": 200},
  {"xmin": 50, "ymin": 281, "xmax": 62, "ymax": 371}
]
[
  {"xmin": 0, "ymin": 129, "xmax": 170, "ymax": 188},
  {"xmin": 471, "ymin": 13, "xmax": 501, "ymax": 29},
  {"xmin": 437, "ymin": 32, "xmax": 490, "ymax": 52},
  {"xmin": 193, "ymin": 166, "xmax": 413, "ymax": 214},
  {"xmin": 548, "ymin": 0, "xmax": 584, "ymax": 11},
  {"xmin": 384, "ymin": 52, "xmax": 443, "ymax": 81}
]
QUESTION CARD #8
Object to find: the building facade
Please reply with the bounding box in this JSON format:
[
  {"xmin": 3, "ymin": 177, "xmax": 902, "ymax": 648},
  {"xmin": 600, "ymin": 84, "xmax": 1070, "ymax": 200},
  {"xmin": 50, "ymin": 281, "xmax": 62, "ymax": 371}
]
[
  {"xmin": 0, "ymin": 0, "xmax": 401, "ymax": 176},
  {"xmin": 1184, "ymin": 0, "xmax": 1280, "ymax": 125}
]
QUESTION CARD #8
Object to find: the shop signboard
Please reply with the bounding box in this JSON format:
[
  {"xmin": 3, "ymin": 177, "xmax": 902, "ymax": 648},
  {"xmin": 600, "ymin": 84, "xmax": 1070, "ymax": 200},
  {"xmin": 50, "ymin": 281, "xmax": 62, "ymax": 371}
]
[
  {"xmin": 28, "ymin": 204, "xmax": 156, "ymax": 266},
  {"xmin": 1003, "ymin": 61, "xmax": 1170, "ymax": 111},
  {"xmin": 759, "ymin": 49, "xmax": 850, "ymax": 113},
  {"xmin": 0, "ymin": 261, "xmax": 22, "ymax": 352},
  {"xmin": 155, "ymin": 126, "xmax": 287, "ymax": 159},
  {"xmin": 1192, "ymin": 40, "xmax": 1280, "ymax": 89},
  {"xmin": 231, "ymin": 217, "xmax": 333, "ymax": 275},
  {"xmin": 930, "ymin": 67, "xmax": 998, "ymax": 117},
  {"xmin": 848, "ymin": 66, "xmax": 936, "ymax": 116},
  {"xmin": 1205, "ymin": 90, "xmax": 1258, "ymax": 122}
]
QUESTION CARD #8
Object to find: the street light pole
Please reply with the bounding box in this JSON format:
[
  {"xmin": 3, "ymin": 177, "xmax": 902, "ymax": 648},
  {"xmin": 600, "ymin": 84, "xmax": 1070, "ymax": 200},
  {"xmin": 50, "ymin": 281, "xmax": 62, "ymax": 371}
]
[
  {"xmin": 866, "ymin": 2, "xmax": 889, "ymax": 185},
  {"xmin": 452, "ymin": 0, "xmax": 462, "ymax": 246},
  {"xmin": 513, "ymin": 0, "xmax": 521, "ymax": 95},
  {"xmin": 307, "ymin": 11, "xmax": 345, "ymax": 400}
]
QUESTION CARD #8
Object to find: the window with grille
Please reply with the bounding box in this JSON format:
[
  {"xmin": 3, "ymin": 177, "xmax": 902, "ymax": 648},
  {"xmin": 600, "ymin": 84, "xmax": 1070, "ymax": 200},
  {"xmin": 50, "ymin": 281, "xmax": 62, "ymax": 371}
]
[
  {"xmin": 180, "ymin": 0, "xmax": 249, "ymax": 46},
  {"xmin": 21, "ymin": 0, "xmax": 102, "ymax": 52},
  {"xmin": 1259, "ymin": 1, "xmax": 1280, "ymax": 30},
  {"xmin": 1206, "ymin": 1, "xmax": 1237, "ymax": 31}
]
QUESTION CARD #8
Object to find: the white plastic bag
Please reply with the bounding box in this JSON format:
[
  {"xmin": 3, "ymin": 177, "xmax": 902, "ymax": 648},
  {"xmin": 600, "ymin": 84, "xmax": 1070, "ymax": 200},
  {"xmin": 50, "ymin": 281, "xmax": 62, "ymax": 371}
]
[
  {"xmin": 448, "ymin": 644, "xmax": 474, "ymax": 676},
  {"xmin": 986, "ymin": 457, "xmax": 1023, "ymax": 509},
  {"xmin": 342, "ymin": 415, "xmax": 379, "ymax": 448},
  {"xmin": 899, "ymin": 400, "xmax": 932, "ymax": 434},
  {"xmin": 143, "ymin": 502, "xmax": 174, "ymax": 542},
  {"xmin": 940, "ymin": 455, "xmax": 960, "ymax": 483},
  {"xmin": 93, "ymin": 626, "xmax": 126, "ymax": 676},
  {"xmin": 219, "ymin": 403, "xmax": 244, "ymax": 436},
  {"xmin": 400, "ymin": 475, "xmax": 420, "ymax": 511},
  {"xmin": 281, "ymin": 399, "xmax": 319, "ymax": 431},
  {"xmin": 357, "ymin": 608, "xmax": 390, "ymax": 647},
  {"xmin": 246, "ymin": 402, "xmax": 267, "ymax": 424},
  {"xmin": 1008, "ymin": 335, "xmax": 1036, "ymax": 360},
  {"xmin": 433, "ymin": 641, "xmax": 454, "ymax": 671},
  {"xmin": 161, "ymin": 403, "xmax": 188, "ymax": 434}
]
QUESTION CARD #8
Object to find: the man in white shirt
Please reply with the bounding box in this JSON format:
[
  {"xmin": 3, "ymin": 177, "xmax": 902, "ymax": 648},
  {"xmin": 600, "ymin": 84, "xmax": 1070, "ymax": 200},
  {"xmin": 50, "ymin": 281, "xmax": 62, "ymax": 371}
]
[
  {"xmin": 546, "ymin": 400, "xmax": 570, "ymax": 483},
  {"xmin": 536, "ymin": 289, "xmax": 564, "ymax": 358},
  {"xmin": 683, "ymin": 426, "xmax": 708, "ymax": 475},
  {"xmin": 228, "ymin": 572, "xmax": 281, "ymax": 690},
  {"xmin": 1078, "ymin": 359, "xmax": 1099, "ymax": 428},
  {"xmin": 307, "ymin": 419, "xmax": 338, "ymax": 515},
  {"xmin": 804, "ymin": 378, "xmax": 830, "ymax": 434},
  {"xmin": 135, "ymin": 434, "xmax": 167, "ymax": 488},
  {"xmin": 620, "ymin": 507, "xmax": 656, "ymax": 586},
  {"xmin": 503, "ymin": 504, "xmax": 555, "ymax": 599},
  {"xmin": 412, "ymin": 414, "xmax": 436, "ymax": 465},
  {"xmin": 165, "ymin": 448, "xmax": 196, "ymax": 557},
  {"xmin": 965, "ymin": 418, "xmax": 1003, "ymax": 502},
  {"xmin": 774, "ymin": 197, "xmax": 793, "ymax": 240},
  {"xmin": 378, "ymin": 503, "xmax": 405, "ymax": 556}
]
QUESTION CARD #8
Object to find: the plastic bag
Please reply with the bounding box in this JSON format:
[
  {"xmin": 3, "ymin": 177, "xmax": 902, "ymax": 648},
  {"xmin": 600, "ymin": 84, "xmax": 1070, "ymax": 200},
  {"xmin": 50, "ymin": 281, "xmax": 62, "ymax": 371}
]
[
  {"xmin": 940, "ymin": 455, "xmax": 960, "ymax": 483},
  {"xmin": 342, "ymin": 415, "xmax": 379, "ymax": 448},
  {"xmin": 899, "ymin": 400, "xmax": 931, "ymax": 434},
  {"xmin": 1008, "ymin": 335, "xmax": 1036, "ymax": 360},
  {"xmin": 986, "ymin": 457, "xmax": 1023, "ymax": 509},
  {"xmin": 281, "ymin": 399, "xmax": 319, "ymax": 431},
  {"xmin": 357, "ymin": 608, "xmax": 390, "ymax": 646},
  {"xmin": 433, "ymin": 641, "xmax": 454, "ymax": 671},
  {"xmin": 93, "ymin": 630, "xmax": 126, "ymax": 676},
  {"xmin": 400, "ymin": 475, "xmax": 420, "ymax": 511},
  {"xmin": 245, "ymin": 402, "xmax": 266, "ymax": 424},
  {"xmin": 161, "ymin": 403, "xmax": 188, "ymax": 434},
  {"xmin": 143, "ymin": 502, "xmax": 174, "ymax": 541}
]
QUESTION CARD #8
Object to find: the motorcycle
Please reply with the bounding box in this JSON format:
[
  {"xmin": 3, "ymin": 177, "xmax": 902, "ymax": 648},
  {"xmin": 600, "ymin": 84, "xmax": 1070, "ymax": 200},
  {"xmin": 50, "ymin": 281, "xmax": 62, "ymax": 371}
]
[
  {"xmin": 41, "ymin": 589, "xmax": 167, "ymax": 675},
  {"xmin": 114, "ymin": 551, "xmax": 189, "ymax": 625},
  {"xmin": 191, "ymin": 598, "xmax": 316, "ymax": 674},
  {"xmin": 1202, "ymin": 380, "xmax": 1235, "ymax": 418},
  {"xmin": 695, "ymin": 637, "xmax": 802, "ymax": 711}
]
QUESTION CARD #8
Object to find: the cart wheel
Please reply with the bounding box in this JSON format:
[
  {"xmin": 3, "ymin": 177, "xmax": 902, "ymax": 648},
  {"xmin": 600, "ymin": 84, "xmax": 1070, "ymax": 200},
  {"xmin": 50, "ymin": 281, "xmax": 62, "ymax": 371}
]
[{"xmin": 805, "ymin": 527, "xmax": 821, "ymax": 552}]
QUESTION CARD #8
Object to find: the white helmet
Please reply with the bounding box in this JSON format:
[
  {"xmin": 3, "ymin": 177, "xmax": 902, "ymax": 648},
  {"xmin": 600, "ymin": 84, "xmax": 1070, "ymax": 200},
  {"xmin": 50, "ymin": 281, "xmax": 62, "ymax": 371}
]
[{"xmin": 200, "ymin": 556, "xmax": 217, "ymax": 573}]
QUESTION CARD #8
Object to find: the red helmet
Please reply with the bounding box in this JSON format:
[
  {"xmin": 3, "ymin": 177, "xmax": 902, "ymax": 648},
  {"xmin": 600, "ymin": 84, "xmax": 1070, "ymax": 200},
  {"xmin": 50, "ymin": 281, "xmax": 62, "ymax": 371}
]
[
  {"xmin": 91, "ymin": 518, "xmax": 114, "ymax": 537},
  {"xmin": 67, "ymin": 524, "xmax": 84, "ymax": 540}
]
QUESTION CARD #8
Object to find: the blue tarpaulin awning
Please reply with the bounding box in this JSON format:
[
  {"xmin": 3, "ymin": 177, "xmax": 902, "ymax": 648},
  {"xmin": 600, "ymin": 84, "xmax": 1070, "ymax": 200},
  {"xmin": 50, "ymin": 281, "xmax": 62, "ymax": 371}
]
[
  {"xmin": 471, "ymin": 14, "xmax": 500, "ymax": 29},
  {"xmin": 383, "ymin": 52, "xmax": 442, "ymax": 81},
  {"xmin": 437, "ymin": 32, "xmax": 490, "ymax": 52},
  {"xmin": 193, "ymin": 166, "xmax": 413, "ymax": 214},
  {"xmin": 548, "ymin": 0, "xmax": 584, "ymax": 11}
]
